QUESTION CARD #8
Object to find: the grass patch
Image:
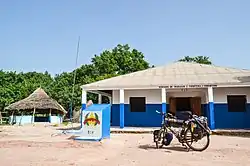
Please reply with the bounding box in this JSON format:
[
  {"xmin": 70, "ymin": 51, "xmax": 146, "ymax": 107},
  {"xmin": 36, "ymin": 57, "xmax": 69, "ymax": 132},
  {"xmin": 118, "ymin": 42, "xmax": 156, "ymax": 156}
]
[
  {"xmin": 51, "ymin": 124, "xmax": 59, "ymax": 127},
  {"xmin": 62, "ymin": 121, "xmax": 69, "ymax": 126}
]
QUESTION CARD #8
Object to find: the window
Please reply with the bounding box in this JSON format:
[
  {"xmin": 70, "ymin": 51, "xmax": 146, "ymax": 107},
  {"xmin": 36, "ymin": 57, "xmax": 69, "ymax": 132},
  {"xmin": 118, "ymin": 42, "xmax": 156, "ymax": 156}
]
[
  {"xmin": 227, "ymin": 95, "xmax": 246, "ymax": 112},
  {"xmin": 129, "ymin": 97, "xmax": 146, "ymax": 112}
]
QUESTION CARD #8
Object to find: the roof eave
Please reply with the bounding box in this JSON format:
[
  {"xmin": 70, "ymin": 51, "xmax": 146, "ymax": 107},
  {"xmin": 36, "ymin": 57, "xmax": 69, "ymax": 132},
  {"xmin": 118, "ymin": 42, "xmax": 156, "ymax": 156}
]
[
  {"xmin": 216, "ymin": 84, "xmax": 250, "ymax": 88},
  {"xmin": 81, "ymin": 85, "xmax": 160, "ymax": 90},
  {"xmin": 81, "ymin": 83, "xmax": 250, "ymax": 91}
]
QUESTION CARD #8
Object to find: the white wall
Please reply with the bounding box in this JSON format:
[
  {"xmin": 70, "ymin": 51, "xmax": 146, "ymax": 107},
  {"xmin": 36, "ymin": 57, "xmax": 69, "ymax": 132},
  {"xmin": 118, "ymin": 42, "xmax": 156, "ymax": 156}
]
[
  {"xmin": 112, "ymin": 89, "xmax": 162, "ymax": 104},
  {"xmin": 112, "ymin": 88, "xmax": 207, "ymax": 104},
  {"xmin": 213, "ymin": 87, "xmax": 250, "ymax": 103},
  {"xmin": 167, "ymin": 89, "xmax": 207, "ymax": 104},
  {"xmin": 50, "ymin": 116, "xmax": 63, "ymax": 124},
  {"xmin": 112, "ymin": 87, "xmax": 250, "ymax": 104}
]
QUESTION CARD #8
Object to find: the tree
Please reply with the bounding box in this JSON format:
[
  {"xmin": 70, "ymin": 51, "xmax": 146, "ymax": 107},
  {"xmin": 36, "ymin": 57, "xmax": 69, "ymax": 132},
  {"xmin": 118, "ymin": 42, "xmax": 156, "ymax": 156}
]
[
  {"xmin": 0, "ymin": 44, "xmax": 151, "ymax": 122},
  {"xmin": 91, "ymin": 44, "xmax": 150, "ymax": 75},
  {"xmin": 0, "ymin": 71, "xmax": 54, "ymax": 116},
  {"xmin": 178, "ymin": 56, "xmax": 212, "ymax": 65},
  {"xmin": 47, "ymin": 44, "xmax": 151, "ymax": 114}
]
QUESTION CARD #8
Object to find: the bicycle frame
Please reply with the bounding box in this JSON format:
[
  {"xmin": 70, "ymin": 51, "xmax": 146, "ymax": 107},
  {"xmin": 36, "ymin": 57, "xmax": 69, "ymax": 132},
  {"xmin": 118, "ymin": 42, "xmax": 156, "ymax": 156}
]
[
  {"xmin": 156, "ymin": 110, "xmax": 210, "ymax": 141},
  {"xmin": 157, "ymin": 111, "xmax": 187, "ymax": 142},
  {"xmin": 154, "ymin": 110, "xmax": 211, "ymax": 151}
]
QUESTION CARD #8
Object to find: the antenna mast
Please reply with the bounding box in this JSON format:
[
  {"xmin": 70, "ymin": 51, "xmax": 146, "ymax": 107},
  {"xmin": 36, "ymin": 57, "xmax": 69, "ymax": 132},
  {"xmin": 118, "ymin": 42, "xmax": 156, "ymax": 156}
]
[{"xmin": 70, "ymin": 36, "xmax": 80, "ymax": 126}]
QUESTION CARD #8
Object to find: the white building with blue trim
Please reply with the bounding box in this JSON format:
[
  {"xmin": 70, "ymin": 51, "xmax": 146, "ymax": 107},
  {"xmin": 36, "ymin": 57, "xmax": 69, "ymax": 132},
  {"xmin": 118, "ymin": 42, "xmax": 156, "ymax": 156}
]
[{"xmin": 81, "ymin": 62, "xmax": 250, "ymax": 130}]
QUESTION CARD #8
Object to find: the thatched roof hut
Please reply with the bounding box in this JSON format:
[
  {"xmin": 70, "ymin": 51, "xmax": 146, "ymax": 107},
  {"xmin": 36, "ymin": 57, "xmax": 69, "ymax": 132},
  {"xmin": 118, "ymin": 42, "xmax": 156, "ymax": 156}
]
[{"xmin": 5, "ymin": 88, "xmax": 67, "ymax": 115}]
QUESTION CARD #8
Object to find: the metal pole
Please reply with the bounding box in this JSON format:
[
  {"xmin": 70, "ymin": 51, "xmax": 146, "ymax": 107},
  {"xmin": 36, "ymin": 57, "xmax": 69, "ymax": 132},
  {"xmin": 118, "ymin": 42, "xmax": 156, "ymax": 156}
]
[{"xmin": 70, "ymin": 36, "xmax": 80, "ymax": 127}]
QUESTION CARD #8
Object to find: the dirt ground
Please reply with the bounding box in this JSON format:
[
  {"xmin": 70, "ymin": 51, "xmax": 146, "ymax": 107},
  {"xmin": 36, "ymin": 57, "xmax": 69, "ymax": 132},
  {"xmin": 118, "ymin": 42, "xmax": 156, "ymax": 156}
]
[{"xmin": 0, "ymin": 124, "xmax": 250, "ymax": 166}]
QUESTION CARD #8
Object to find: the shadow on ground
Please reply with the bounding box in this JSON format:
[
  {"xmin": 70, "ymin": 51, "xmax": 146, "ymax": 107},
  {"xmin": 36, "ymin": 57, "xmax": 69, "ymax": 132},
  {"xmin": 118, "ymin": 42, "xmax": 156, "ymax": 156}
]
[
  {"xmin": 56, "ymin": 125, "xmax": 81, "ymax": 131},
  {"xmin": 138, "ymin": 144, "xmax": 188, "ymax": 152},
  {"xmin": 212, "ymin": 131, "xmax": 250, "ymax": 138}
]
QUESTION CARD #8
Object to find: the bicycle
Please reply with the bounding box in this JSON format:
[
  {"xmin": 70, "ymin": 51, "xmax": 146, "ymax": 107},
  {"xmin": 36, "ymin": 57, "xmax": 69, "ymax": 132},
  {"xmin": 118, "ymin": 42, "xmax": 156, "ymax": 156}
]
[{"xmin": 153, "ymin": 110, "xmax": 211, "ymax": 152}]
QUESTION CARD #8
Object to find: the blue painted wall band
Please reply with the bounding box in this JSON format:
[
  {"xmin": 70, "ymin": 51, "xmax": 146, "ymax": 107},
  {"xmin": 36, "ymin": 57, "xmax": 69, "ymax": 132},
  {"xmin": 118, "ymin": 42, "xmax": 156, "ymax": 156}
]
[
  {"xmin": 81, "ymin": 104, "xmax": 86, "ymax": 128},
  {"xmin": 111, "ymin": 103, "xmax": 250, "ymax": 129},
  {"xmin": 161, "ymin": 102, "xmax": 166, "ymax": 113},
  {"xmin": 208, "ymin": 102, "xmax": 215, "ymax": 130},
  {"xmin": 120, "ymin": 103, "xmax": 124, "ymax": 128},
  {"xmin": 161, "ymin": 103, "xmax": 167, "ymax": 122}
]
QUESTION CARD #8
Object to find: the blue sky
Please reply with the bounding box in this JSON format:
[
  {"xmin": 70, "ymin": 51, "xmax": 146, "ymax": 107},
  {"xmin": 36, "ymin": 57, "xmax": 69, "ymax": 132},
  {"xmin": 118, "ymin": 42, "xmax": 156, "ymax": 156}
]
[{"xmin": 1, "ymin": 0, "xmax": 250, "ymax": 75}]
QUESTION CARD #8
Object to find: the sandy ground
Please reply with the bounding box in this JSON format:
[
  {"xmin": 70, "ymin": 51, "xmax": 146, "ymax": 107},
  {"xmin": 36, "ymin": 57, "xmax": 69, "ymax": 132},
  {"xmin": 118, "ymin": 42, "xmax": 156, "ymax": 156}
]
[{"xmin": 0, "ymin": 124, "xmax": 250, "ymax": 166}]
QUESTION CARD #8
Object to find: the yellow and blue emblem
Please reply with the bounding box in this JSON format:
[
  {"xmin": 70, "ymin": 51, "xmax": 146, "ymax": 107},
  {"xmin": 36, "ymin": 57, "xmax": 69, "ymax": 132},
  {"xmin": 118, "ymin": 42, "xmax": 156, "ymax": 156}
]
[{"xmin": 83, "ymin": 112, "xmax": 100, "ymax": 127}]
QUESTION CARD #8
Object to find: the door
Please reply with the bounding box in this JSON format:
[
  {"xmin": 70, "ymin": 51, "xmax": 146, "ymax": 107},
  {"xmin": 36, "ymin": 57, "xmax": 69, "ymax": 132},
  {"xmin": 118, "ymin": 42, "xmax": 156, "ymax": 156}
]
[
  {"xmin": 169, "ymin": 97, "xmax": 176, "ymax": 115},
  {"xmin": 190, "ymin": 97, "xmax": 201, "ymax": 116}
]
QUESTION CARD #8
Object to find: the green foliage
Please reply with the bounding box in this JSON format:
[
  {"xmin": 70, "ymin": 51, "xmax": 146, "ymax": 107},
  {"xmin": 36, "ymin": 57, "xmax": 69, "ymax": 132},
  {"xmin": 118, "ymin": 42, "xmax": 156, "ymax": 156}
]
[
  {"xmin": 178, "ymin": 56, "xmax": 212, "ymax": 65},
  {"xmin": 91, "ymin": 44, "xmax": 150, "ymax": 75},
  {"xmin": 1, "ymin": 44, "xmax": 213, "ymax": 120},
  {"xmin": 0, "ymin": 44, "xmax": 151, "ymax": 116},
  {"xmin": 0, "ymin": 71, "xmax": 54, "ymax": 111}
]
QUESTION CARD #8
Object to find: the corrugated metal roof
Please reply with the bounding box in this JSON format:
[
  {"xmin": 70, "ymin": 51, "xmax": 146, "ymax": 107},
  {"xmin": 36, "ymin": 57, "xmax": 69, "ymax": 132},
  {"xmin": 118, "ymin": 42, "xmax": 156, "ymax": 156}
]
[{"xmin": 81, "ymin": 62, "xmax": 250, "ymax": 90}]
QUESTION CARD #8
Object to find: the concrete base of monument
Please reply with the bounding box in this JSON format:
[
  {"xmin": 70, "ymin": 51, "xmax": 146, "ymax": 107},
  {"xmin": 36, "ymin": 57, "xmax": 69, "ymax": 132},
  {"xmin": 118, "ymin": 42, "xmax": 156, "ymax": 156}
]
[
  {"xmin": 62, "ymin": 131, "xmax": 103, "ymax": 141},
  {"xmin": 73, "ymin": 136, "xmax": 102, "ymax": 141},
  {"xmin": 63, "ymin": 129, "xmax": 83, "ymax": 134}
]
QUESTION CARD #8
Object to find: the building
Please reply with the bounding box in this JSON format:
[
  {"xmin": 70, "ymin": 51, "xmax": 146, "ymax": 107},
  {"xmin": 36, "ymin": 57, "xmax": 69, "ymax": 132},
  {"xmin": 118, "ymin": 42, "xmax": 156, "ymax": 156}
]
[
  {"xmin": 5, "ymin": 88, "xmax": 67, "ymax": 125},
  {"xmin": 81, "ymin": 62, "xmax": 250, "ymax": 129}
]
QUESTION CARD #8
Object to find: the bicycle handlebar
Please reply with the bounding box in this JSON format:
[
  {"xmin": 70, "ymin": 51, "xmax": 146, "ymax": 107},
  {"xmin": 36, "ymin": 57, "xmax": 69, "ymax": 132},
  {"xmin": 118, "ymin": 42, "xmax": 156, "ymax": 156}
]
[
  {"xmin": 156, "ymin": 110, "xmax": 196, "ymax": 119},
  {"xmin": 156, "ymin": 110, "xmax": 161, "ymax": 114},
  {"xmin": 155, "ymin": 110, "xmax": 175, "ymax": 118}
]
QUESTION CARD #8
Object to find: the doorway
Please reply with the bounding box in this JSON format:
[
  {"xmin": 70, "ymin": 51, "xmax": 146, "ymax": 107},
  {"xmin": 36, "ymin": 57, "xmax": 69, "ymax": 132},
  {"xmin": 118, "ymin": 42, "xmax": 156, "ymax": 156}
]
[
  {"xmin": 169, "ymin": 97, "xmax": 201, "ymax": 116},
  {"xmin": 176, "ymin": 97, "xmax": 191, "ymax": 111}
]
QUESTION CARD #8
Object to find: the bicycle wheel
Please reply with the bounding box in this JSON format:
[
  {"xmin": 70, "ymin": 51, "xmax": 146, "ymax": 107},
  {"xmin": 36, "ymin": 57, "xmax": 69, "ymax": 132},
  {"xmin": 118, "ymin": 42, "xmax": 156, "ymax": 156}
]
[
  {"xmin": 184, "ymin": 126, "xmax": 210, "ymax": 151},
  {"xmin": 155, "ymin": 128, "xmax": 165, "ymax": 149}
]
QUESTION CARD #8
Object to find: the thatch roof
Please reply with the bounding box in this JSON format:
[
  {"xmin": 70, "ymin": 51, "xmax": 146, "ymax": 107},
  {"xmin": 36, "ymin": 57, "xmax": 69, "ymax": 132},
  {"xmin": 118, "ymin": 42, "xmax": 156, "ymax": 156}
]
[
  {"xmin": 5, "ymin": 88, "xmax": 67, "ymax": 114},
  {"xmin": 81, "ymin": 62, "xmax": 250, "ymax": 90}
]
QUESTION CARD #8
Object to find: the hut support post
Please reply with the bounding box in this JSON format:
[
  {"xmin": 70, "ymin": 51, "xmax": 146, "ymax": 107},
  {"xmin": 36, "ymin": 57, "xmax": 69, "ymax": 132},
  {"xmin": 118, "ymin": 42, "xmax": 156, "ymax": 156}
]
[
  {"xmin": 11, "ymin": 111, "xmax": 14, "ymax": 125},
  {"xmin": 108, "ymin": 96, "xmax": 112, "ymax": 104},
  {"xmin": 98, "ymin": 94, "xmax": 102, "ymax": 104},
  {"xmin": 49, "ymin": 108, "xmax": 51, "ymax": 123},
  {"xmin": 0, "ymin": 111, "xmax": 2, "ymax": 125},
  {"xmin": 19, "ymin": 111, "xmax": 23, "ymax": 126},
  {"xmin": 32, "ymin": 108, "xmax": 36, "ymax": 124}
]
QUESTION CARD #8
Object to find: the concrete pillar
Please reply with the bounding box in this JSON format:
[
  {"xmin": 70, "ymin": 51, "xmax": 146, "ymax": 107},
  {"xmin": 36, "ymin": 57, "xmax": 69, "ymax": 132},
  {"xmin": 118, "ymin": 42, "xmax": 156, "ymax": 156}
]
[
  {"xmin": 81, "ymin": 89, "xmax": 87, "ymax": 128},
  {"xmin": 161, "ymin": 88, "xmax": 167, "ymax": 114},
  {"xmin": 98, "ymin": 94, "xmax": 102, "ymax": 104},
  {"xmin": 119, "ymin": 89, "xmax": 124, "ymax": 128},
  {"xmin": 208, "ymin": 87, "xmax": 215, "ymax": 129}
]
